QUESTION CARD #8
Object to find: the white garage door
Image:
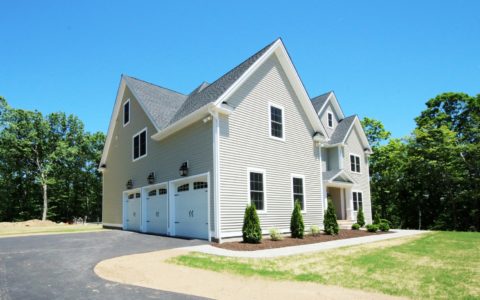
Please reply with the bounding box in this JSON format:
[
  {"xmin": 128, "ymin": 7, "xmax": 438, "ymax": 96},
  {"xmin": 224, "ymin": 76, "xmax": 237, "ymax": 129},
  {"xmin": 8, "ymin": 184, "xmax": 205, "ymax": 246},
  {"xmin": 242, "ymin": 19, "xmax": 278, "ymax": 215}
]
[
  {"xmin": 125, "ymin": 192, "xmax": 141, "ymax": 232},
  {"xmin": 145, "ymin": 187, "xmax": 168, "ymax": 235},
  {"xmin": 174, "ymin": 180, "xmax": 208, "ymax": 240}
]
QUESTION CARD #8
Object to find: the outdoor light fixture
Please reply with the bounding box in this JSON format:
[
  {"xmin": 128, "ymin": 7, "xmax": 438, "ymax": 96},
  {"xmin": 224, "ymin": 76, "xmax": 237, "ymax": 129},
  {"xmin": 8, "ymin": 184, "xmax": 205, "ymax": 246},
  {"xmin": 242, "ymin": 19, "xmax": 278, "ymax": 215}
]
[
  {"xmin": 147, "ymin": 172, "xmax": 155, "ymax": 184},
  {"xmin": 126, "ymin": 179, "xmax": 133, "ymax": 190},
  {"xmin": 179, "ymin": 161, "xmax": 189, "ymax": 177}
]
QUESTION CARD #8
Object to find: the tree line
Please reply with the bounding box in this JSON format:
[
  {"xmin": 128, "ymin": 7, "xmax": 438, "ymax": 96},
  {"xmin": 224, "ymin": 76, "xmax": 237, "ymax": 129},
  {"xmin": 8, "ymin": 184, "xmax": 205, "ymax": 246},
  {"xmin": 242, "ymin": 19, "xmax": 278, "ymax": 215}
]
[
  {"xmin": 1, "ymin": 92, "xmax": 478, "ymax": 231},
  {"xmin": 0, "ymin": 97, "xmax": 105, "ymax": 223},
  {"xmin": 363, "ymin": 92, "xmax": 480, "ymax": 231}
]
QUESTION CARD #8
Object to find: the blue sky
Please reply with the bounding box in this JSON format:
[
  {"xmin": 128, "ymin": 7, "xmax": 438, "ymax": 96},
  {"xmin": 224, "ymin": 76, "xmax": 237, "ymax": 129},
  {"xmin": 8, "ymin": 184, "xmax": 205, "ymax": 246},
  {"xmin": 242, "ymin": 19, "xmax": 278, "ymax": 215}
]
[{"xmin": 1, "ymin": 1, "xmax": 479, "ymax": 138}]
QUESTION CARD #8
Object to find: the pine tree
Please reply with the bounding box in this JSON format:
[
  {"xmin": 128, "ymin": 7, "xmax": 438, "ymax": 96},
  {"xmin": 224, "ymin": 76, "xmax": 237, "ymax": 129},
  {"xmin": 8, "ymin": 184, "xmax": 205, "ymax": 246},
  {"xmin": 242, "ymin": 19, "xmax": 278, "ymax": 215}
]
[
  {"xmin": 242, "ymin": 204, "xmax": 262, "ymax": 243},
  {"xmin": 357, "ymin": 207, "xmax": 366, "ymax": 227},
  {"xmin": 323, "ymin": 199, "xmax": 339, "ymax": 235},
  {"xmin": 290, "ymin": 200, "xmax": 304, "ymax": 238}
]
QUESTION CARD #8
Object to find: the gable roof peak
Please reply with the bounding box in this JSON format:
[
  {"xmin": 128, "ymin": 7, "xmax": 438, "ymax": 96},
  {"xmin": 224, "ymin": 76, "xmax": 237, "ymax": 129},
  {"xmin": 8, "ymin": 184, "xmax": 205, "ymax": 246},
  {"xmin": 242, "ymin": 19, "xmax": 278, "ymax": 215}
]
[
  {"xmin": 122, "ymin": 74, "xmax": 186, "ymax": 96},
  {"xmin": 189, "ymin": 81, "xmax": 210, "ymax": 95},
  {"xmin": 167, "ymin": 39, "xmax": 279, "ymax": 125}
]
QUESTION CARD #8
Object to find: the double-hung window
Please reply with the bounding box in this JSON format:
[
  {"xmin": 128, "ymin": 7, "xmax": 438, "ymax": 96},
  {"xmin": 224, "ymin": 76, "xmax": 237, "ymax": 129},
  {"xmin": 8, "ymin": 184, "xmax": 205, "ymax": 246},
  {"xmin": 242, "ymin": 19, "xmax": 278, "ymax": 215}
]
[
  {"xmin": 292, "ymin": 176, "xmax": 305, "ymax": 211},
  {"xmin": 269, "ymin": 103, "xmax": 284, "ymax": 140},
  {"xmin": 133, "ymin": 128, "xmax": 147, "ymax": 161},
  {"xmin": 327, "ymin": 112, "xmax": 333, "ymax": 128},
  {"xmin": 123, "ymin": 100, "xmax": 130, "ymax": 126},
  {"xmin": 350, "ymin": 154, "xmax": 361, "ymax": 173},
  {"xmin": 249, "ymin": 171, "xmax": 265, "ymax": 210},
  {"xmin": 352, "ymin": 191, "xmax": 363, "ymax": 211}
]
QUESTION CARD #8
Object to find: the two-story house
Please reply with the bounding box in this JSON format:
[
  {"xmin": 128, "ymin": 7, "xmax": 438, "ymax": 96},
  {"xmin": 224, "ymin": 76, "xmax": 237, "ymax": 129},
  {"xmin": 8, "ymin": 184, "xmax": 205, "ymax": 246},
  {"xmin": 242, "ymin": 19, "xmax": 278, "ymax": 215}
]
[{"xmin": 99, "ymin": 38, "xmax": 372, "ymax": 242}]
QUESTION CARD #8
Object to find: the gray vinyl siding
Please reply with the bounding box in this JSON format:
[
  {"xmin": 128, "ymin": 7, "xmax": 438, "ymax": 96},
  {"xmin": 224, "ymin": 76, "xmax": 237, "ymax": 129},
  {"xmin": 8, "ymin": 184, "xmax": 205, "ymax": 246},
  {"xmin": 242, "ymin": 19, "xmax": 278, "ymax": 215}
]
[
  {"xmin": 343, "ymin": 126, "xmax": 372, "ymax": 223},
  {"xmin": 321, "ymin": 148, "xmax": 327, "ymax": 172},
  {"xmin": 218, "ymin": 55, "xmax": 323, "ymax": 235},
  {"xmin": 102, "ymin": 86, "xmax": 213, "ymax": 226},
  {"xmin": 326, "ymin": 147, "xmax": 339, "ymax": 170},
  {"xmin": 319, "ymin": 102, "xmax": 340, "ymax": 137}
]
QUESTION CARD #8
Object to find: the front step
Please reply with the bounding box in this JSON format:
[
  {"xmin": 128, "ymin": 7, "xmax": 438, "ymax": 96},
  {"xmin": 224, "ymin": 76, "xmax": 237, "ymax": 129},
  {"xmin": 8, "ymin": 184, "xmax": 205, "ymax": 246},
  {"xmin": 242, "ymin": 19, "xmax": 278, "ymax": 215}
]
[{"xmin": 337, "ymin": 220, "xmax": 355, "ymax": 229}]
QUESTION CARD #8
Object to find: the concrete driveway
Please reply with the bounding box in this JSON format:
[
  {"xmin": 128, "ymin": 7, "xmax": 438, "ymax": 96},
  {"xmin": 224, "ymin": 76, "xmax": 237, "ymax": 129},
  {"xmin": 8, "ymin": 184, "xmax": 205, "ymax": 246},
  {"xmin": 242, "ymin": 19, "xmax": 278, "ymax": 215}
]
[{"xmin": 0, "ymin": 230, "xmax": 208, "ymax": 300}]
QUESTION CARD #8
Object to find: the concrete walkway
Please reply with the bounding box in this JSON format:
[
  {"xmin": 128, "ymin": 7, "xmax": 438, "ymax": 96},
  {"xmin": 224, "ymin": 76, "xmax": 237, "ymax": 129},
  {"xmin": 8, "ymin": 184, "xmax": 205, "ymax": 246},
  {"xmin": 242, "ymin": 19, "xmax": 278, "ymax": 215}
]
[{"xmin": 188, "ymin": 229, "xmax": 428, "ymax": 258}]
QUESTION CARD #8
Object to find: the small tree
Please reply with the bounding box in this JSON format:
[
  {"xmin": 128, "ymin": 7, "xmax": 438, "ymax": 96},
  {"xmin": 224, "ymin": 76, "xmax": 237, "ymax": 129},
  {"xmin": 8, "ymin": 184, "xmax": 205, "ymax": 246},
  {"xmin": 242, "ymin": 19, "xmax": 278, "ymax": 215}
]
[
  {"xmin": 356, "ymin": 207, "xmax": 365, "ymax": 227},
  {"xmin": 242, "ymin": 204, "xmax": 262, "ymax": 243},
  {"xmin": 323, "ymin": 199, "xmax": 339, "ymax": 235},
  {"xmin": 290, "ymin": 200, "xmax": 304, "ymax": 238}
]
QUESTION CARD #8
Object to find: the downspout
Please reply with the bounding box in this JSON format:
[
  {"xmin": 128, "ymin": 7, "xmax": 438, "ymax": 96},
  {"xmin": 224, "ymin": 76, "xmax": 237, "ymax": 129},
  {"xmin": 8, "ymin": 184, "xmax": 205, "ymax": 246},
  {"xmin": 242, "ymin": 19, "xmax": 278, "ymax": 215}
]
[
  {"xmin": 313, "ymin": 133, "xmax": 325, "ymax": 225},
  {"xmin": 209, "ymin": 107, "xmax": 221, "ymax": 243}
]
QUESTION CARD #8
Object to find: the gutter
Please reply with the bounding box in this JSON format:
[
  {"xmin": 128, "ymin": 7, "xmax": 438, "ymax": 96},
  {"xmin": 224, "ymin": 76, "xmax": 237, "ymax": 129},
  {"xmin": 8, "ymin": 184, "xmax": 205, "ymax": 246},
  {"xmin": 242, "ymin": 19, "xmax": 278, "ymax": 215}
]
[{"xmin": 151, "ymin": 103, "xmax": 233, "ymax": 141}]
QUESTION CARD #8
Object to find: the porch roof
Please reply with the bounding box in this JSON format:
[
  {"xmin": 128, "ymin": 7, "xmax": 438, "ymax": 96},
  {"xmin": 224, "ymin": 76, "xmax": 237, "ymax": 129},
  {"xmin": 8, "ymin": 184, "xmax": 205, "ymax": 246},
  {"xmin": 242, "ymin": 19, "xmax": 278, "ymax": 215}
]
[{"xmin": 323, "ymin": 169, "xmax": 356, "ymax": 185}]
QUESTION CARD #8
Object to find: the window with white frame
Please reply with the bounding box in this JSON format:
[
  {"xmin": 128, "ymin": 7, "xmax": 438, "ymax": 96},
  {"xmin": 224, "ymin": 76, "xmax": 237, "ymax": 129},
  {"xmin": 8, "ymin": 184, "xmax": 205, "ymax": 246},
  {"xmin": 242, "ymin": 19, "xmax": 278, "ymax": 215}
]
[
  {"xmin": 350, "ymin": 154, "xmax": 361, "ymax": 173},
  {"xmin": 292, "ymin": 176, "xmax": 305, "ymax": 210},
  {"xmin": 123, "ymin": 100, "xmax": 130, "ymax": 126},
  {"xmin": 327, "ymin": 112, "xmax": 333, "ymax": 128},
  {"xmin": 353, "ymin": 191, "xmax": 363, "ymax": 211},
  {"xmin": 133, "ymin": 129, "xmax": 147, "ymax": 161},
  {"xmin": 249, "ymin": 171, "xmax": 264, "ymax": 210},
  {"xmin": 269, "ymin": 104, "xmax": 284, "ymax": 139}
]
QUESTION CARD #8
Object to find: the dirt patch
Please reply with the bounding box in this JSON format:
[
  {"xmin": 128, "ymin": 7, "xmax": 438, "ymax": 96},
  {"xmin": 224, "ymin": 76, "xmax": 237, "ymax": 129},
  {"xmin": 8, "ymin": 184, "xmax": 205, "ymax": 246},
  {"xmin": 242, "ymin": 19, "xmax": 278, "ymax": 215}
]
[
  {"xmin": 214, "ymin": 229, "xmax": 390, "ymax": 251},
  {"xmin": 0, "ymin": 220, "xmax": 103, "ymax": 237},
  {"xmin": 0, "ymin": 219, "xmax": 65, "ymax": 228},
  {"xmin": 94, "ymin": 248, "xmax": 405, "ymax": 300}
]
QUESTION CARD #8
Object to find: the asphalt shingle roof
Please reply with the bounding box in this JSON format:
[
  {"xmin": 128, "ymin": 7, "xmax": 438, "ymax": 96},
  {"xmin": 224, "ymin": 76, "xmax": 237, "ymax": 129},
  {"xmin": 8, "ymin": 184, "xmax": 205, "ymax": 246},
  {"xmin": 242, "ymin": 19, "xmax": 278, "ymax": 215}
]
[
  {"xmin": 123, "ymin": 40, "xmax": 276, "ymax": 130},
  {"xmin": 328, "ymin": 115, "xmax": 356, "ymax": 145},
  {"xmin": 311, "ymin": 91, "xmax": 332, "ymax": 113},
  {"xmin": 323, "ymin": 170, "xmax": 354, "ymax": 183},
  {"xmin": 167, "ymin": 41, "xmax": 276, "ymax": 125},
  {"xmin": 123, "ymin": 75, "xmax": 188, "ymax": 130}
]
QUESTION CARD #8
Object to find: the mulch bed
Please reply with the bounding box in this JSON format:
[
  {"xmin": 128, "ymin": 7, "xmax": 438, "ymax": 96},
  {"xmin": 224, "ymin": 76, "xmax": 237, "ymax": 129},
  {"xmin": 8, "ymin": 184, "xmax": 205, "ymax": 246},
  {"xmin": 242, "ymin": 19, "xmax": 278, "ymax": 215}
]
[{"xmin": 213, "ymin": 229, "xmax": 390, "ymax": 251}]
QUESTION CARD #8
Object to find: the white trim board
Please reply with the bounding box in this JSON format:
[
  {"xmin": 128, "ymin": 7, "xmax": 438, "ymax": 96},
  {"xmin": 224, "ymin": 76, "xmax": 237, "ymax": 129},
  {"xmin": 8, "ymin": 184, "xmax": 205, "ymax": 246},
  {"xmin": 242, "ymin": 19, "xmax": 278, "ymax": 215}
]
[
  {"xmin": 268, "ymin": 102, "xmax": 286, "ymax": 142},
  {"xmin": 290, "ymin": 173, "xmax": 306, "ymax": 213},
  {"xmin": 247, "ymin": 167, "xmax": 267, "ymax": 213},
  {"xmin": 132, "ymin": 127, "xmax": 148, "ymax": 162}
]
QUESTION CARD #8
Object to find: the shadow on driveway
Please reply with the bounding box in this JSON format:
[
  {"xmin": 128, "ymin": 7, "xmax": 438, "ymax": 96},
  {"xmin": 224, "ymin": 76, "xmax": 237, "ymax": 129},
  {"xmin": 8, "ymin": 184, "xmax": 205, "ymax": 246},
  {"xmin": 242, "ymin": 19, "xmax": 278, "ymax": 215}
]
[{"xmin": 0, "ymin": 230, "xmax": 209, "ymax": 300}]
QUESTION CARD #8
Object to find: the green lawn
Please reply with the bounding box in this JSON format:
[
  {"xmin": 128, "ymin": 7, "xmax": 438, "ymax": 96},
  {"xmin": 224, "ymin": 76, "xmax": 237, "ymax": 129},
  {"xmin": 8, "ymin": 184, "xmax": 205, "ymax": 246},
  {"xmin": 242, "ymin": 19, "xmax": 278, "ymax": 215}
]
[{"xmin": 172, "ymin": 232, "xmax": 480, "ymax": 299}]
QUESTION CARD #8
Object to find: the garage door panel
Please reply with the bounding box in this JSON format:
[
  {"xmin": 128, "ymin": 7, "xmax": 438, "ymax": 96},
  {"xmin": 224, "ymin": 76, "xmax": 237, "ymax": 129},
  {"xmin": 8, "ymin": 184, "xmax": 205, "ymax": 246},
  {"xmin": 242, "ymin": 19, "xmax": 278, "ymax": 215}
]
[
  {"xmin": 174, "ymin": 181, "xmax": 208, "ymax": 240},
  {"xmin": 125, "ymin": 193, "xmax": 141, "ymax": 232},
  {"xmin": 146, "ymin": 190, "xmax": 168, "ymax": 235}
]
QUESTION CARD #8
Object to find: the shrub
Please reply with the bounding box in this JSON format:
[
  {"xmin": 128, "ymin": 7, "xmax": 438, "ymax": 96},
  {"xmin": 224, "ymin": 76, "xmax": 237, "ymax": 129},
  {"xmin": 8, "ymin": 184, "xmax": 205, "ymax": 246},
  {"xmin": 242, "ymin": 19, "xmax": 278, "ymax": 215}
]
[
  {"xmin": 323, "ymin": 199, "xmax": 339, "ymax": 235},
  {"xmin": 290, "ymin": 200, "xmax": 305, "ymax": 238},
  {"xmin": 366, "ymin": 224, "xmax": 378, "ymax": 232},
  {"xmin": 242, "ymin": 204, "xmax": 262, "ymax": 243},
  {"xmin": 310, "ymin": 225, "xmax": 321, "ymax": 236},
  {"xmin": 373, "ymin": 211, "xmax": 381, "ymax": 225},
  {"xmin": 356, "ymin": 207, "xmax": 365, "ymax": 227},
  {"xmin": 379, "ymin": 222, "xmax": 390, "ymax": 232},
  {"xmin": 269, "ymin": 228, "xmax": 283, "ymax": 241},
  {"xmin": 351, "ymin": 223, "xmax": 360, "ymax": 230}
]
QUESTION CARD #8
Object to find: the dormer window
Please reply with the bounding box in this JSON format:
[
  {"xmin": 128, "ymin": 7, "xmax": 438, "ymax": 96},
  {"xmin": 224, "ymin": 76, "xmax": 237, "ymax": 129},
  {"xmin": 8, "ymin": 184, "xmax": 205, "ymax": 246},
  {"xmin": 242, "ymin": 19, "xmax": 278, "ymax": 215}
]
[
  {"xmin": 327, "ymin": 112, "xmax": 333, "ymax": 128},
  {"xmin": 269, "ymin": 103, "xmax": 285, "ymax": 141},
  {"xmin": 123, "ymin": 99, "xmax": 130, "ymax": 126}
]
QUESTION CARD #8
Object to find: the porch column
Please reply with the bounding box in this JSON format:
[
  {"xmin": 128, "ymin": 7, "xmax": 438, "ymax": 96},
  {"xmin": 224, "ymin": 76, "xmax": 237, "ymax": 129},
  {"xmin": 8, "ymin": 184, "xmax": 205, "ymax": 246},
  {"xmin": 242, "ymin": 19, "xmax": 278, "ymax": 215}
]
[{"xmin": 345, "ymin": 187, "xmax": 354, "ymax": 220}]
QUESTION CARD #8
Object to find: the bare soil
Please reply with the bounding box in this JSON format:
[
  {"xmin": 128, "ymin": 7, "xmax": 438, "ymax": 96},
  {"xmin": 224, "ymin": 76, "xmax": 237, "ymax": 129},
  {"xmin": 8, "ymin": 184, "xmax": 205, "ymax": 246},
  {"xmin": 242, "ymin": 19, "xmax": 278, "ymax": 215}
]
[
  {"xmin": 0, "ymin": 219, "xmax": 63, "ymax": 228},
  {"xmin": 214, "ymin": 229, "xmax": 390, "ymax": 251},
  {"xmin": 95, "ymin": 248, "xmax": 405, "ymax": 300}
]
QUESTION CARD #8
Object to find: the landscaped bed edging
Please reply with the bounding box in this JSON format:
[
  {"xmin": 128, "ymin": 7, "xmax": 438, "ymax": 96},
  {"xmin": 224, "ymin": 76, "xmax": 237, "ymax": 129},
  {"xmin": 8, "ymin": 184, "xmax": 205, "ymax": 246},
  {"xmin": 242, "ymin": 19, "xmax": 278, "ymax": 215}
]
[
  {"xmin": 214, "ymin": 229, "xmax": 390, "ymax": 251},
  {"xmin": 187, "ymin": 230, "xmax": 428, "ymax": 258}
]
